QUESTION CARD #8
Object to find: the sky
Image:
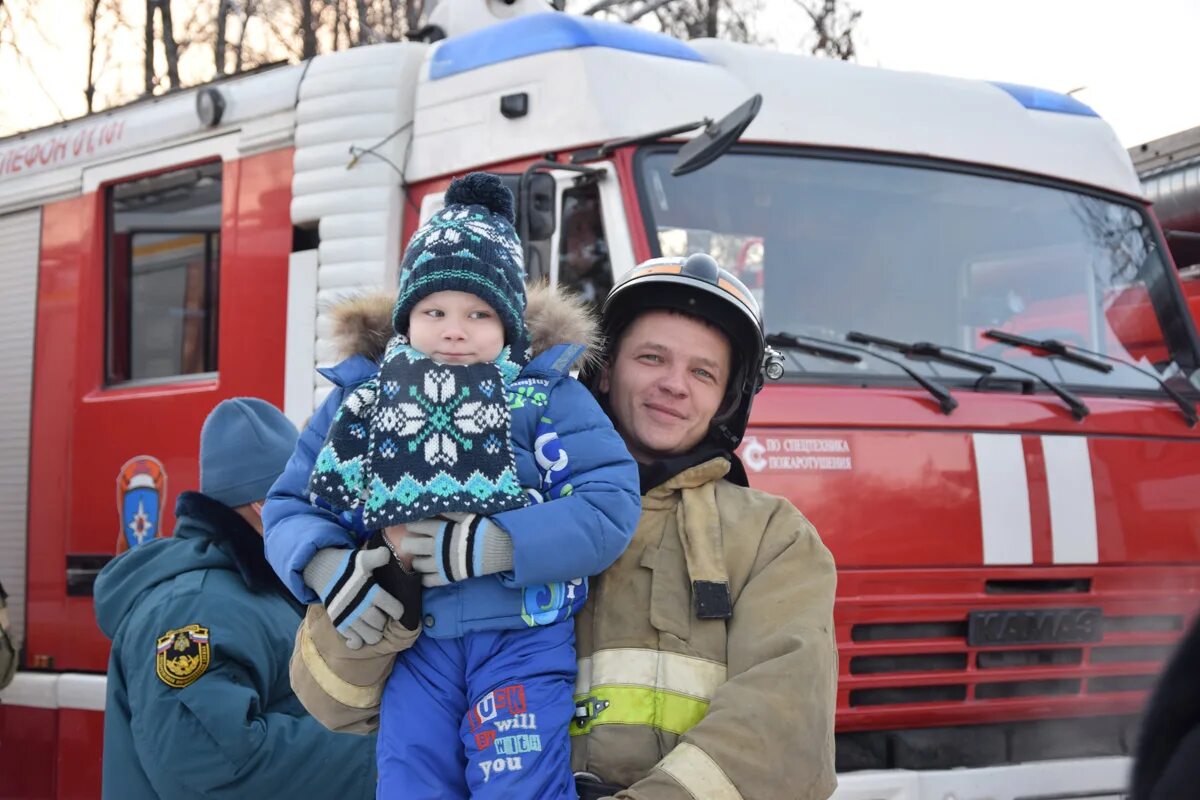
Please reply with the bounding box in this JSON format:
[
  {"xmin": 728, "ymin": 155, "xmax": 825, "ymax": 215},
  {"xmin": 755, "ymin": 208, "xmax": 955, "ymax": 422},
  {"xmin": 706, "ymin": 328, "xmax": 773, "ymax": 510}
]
[
  {"xmin": 840, "ymin": 0, "xmax": 1200, "ymax": 148},
  {"xmin": 2, "ymin": 0, "xmax": 1199, "ymax": 147}
]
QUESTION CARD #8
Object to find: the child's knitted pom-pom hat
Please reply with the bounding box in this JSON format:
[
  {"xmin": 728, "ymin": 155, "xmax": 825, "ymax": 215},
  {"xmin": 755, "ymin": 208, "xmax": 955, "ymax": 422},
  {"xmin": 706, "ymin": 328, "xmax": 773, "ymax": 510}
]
[
  {"xmin": 447, "ymin": 171, "xmax": 515, "ymax": 222},
  {"xmin": 392, "ymin": 172, "xmax": 530, "ymax": 364}
]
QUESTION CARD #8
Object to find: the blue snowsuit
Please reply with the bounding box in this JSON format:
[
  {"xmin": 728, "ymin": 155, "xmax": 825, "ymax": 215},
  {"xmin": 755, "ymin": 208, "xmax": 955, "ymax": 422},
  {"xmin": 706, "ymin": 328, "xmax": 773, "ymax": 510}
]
[
  {"xmin": 265, "ymin": 344, "xmax": 641, "ymax": 798},
  {"xmin": 94, "ymin": 491, "xmax": 376, "ymax": 800}
]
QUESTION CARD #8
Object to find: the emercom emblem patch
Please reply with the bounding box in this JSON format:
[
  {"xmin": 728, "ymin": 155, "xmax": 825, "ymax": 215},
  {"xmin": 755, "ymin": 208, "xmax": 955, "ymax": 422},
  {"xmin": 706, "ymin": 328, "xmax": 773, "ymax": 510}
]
[{"xmin": 155, "ymin": 624, "xmax": 211, "ymax": 688}]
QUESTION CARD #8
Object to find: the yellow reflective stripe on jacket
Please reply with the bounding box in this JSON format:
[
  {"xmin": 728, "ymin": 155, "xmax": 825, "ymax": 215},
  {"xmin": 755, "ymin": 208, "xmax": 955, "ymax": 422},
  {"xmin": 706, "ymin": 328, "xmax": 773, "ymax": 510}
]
[
  {"xmin": 571, "ymin": 685, "xmax": 709, "ymax": 736},
  {"xmin": 658, "ymin": 742, "xmax": 743, "ymax": 800},
  {"xmin": 575, "ymin": 648, "xmax": 727, "ymax": 700},
  {"xmin": 572, "ymin": 648, "xmax": 727, "ymax": 737},
  {"xmin": 298, "ymin": 627, "xmax": 382, "ymax": 710}
]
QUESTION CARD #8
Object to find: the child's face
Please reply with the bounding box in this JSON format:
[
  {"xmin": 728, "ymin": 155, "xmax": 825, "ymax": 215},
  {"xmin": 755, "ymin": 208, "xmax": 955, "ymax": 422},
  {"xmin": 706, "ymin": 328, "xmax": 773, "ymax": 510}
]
[{"xmin": 408, "ymin": 291, "xmax": 505, "ymax": 364}]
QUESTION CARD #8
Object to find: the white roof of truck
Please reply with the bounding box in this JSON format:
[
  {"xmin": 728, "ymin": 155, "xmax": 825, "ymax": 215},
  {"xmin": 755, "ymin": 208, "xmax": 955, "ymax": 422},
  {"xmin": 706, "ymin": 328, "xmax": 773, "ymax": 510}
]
[{"xmin": 408, "ymin": 13, "xmax": 1142, "ymax": 198}]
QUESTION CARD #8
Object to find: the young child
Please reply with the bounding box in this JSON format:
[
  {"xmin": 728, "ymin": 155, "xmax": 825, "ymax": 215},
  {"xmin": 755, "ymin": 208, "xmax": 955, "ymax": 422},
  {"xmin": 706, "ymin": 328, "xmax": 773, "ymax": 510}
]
[{"xmin": 264, "ymin": 173, "xmax": 640, "ymax": 799}]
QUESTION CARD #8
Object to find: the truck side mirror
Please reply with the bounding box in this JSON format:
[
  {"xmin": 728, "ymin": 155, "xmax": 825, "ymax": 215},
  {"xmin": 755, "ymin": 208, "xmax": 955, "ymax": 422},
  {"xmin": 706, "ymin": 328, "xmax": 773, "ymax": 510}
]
[
  {"xmin": 672, "ymin": 94, "xmax": 762, "ymax": 177},
  {"xmin": 498, "ymin": 171, "xmax": 557, "ymax": 282},
  {"xmin": 521, "ymin": 172, "xmax": 557, "ymax": 241},
  {"xmin": 497, "ymin": 172, "xmax": 556, "ymax": 242}
]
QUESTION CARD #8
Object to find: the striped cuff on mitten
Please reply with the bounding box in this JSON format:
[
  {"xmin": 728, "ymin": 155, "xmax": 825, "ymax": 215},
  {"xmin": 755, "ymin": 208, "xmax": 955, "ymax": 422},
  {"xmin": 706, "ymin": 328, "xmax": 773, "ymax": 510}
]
[{"xmin": 439, "ymin": 516, "xmax": 514, "ymax": 581}]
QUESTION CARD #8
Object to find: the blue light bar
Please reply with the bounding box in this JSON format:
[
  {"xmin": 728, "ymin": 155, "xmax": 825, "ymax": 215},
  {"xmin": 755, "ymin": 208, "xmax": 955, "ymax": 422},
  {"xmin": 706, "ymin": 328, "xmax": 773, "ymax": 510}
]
[
  {"xmin": 990, "ymin": 81, "xmax": 1099, "ymax": 118},
  {"xmin": 430, "ymin": 13, "xmax": 705, "ymax": 80}
]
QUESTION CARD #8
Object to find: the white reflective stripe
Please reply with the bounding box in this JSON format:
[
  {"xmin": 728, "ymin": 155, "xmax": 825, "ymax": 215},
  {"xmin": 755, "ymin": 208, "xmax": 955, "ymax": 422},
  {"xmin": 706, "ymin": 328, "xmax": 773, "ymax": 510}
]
[
  {"xmin": 0, "ymin": 671, "xmax": 57, "ymax": 709},
  {"xmin": 299, "ymin": 625, "xmax": 383, "ymax": 710},
  {"xmin": 972, "ymin": 433, "xmax": 1033, "ymax": 565},
  {"xmin": 1043, "ymin": 436, "xmax": 1099, "ymax": 564},
  {"xmin": 575, "ymin": 656, "xmax": 593, "ymax": 696},
  {"xmin": 57, "ymin": 673, "xmax": 107, "ymax": 711},
  {"xmin": 659, "ymin": 742, "xmax": 743, "ymax": 800},
  {"xmin": 0, "ymin": 672, "xmax": 107, "ymax": 711},
  {"xmin": 577, "ymin": 648, "xmax": 727, "ymax": 700}
]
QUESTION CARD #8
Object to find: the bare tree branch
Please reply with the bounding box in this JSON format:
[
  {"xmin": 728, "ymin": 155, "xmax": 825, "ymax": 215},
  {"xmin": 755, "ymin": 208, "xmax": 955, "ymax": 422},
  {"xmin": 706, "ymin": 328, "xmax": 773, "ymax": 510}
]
[
  {"xmin": 405, "ymin": 0, "xmax": 422, "ymax": 34},
  {"xmin": 234, "ymin": 0, "xmax": 255, "ymax": 72},
  {"xmin": 581, "ymin": 0, "xmax": 630, "ymax": 17},
  {"xmin": 252, "ymin": 0, "xmax": 305, "ymax": 60},
  {"xmin": 622, "ymin": 0, "xmax": 677, "ymax": 25},
  {"xmin": 0, "ymin": 3, "xmax": 68, "ymax": 120},
  {"xmin": 159, "ymin": 0, "xmax": 182, "ymax": 87},
  {"xmin": 86, "ymin": 0, "xmax": 101, "ymax": 111},
  {"xmin": 300, "ymin": 0, "xmax": 318, "ymax": 58},
  {"xmin": 356, "ymin": 0, "xmax": 369, "ymax": 44},
  {"xmin": 216, "ymin": 0, "xmax": 230, "ymax": 74},
  {"xmin": 794, "ymin": 0, "xmax": 858, "ymax": 60},
  {"xmin": 144, "ymin": 0, "xmax": 155, "ymax": 93}
]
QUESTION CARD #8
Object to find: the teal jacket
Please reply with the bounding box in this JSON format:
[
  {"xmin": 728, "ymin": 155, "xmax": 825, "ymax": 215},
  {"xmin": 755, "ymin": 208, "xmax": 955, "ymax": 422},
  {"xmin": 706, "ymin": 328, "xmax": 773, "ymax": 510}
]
[{"xmin": 94, "ymin": 491, "xmax": 376, "ymax": 799}]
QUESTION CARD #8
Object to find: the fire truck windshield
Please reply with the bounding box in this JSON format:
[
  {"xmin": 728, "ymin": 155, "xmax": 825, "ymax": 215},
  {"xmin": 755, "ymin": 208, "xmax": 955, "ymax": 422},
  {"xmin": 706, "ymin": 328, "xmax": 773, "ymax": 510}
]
[{"xmin": 637, "ymin": 148, "xmax": 1200, "ymax": 396}]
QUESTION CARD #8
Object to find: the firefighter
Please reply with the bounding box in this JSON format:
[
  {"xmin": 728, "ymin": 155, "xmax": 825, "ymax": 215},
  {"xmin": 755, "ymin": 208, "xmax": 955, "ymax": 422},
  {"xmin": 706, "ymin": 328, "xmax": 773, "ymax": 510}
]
[
  {"xmin": 568, "ymin": 253, "xmax": 837, "ymax": 800},
  {"xmin": 287, "ymin": 253, "xmax": 838, "ymax": 800},
  {"xmin": 93, "ymin": 398, "xmax": 377, "ymax": 799}
]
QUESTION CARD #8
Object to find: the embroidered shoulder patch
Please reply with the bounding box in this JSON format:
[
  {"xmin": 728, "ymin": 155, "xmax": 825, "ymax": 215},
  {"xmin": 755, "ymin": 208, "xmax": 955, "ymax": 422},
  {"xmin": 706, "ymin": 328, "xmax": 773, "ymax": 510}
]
[{"xmin": 155, "ymin": 624, "xmax": 211, "ymax": 688}]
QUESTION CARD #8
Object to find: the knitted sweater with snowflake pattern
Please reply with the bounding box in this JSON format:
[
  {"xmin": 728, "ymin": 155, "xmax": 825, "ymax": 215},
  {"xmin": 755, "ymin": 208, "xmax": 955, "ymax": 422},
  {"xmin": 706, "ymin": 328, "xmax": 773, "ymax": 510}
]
[{"xmin": 308, "ymin": 338, "xmax": 529, "ymax": 529}]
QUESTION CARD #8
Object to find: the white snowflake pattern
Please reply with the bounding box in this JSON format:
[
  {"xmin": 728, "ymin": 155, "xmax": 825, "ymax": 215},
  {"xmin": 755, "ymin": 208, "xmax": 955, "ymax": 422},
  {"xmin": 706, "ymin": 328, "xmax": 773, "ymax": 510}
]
[
  {"xmin": 379, "ymin": 367, "xmax": 507, "ymax": 468},
  {"xmin": 425, "ymin": 369, "xmax": 457, "ymax": 403},
  {"xmin": 455, "ymin": 401, "xmax": 506, "ymax": 434}
]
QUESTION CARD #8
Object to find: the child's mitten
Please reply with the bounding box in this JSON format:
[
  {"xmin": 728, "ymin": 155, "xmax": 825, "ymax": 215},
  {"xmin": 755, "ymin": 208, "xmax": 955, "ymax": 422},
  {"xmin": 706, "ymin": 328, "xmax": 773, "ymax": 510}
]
[
  {"xmin": 401, "ymin": 513, "xmax": 514, "ymax": 587},
  {"xmin": 304, "ymin": 532, "xmax": 407, "ymax": 649}
]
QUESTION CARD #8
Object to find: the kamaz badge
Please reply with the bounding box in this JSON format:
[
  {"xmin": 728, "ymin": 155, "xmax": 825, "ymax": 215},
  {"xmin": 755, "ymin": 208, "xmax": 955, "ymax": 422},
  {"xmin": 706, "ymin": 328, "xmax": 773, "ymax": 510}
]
[
  {"xmin": 155, "ymin": 624, "xmax": 210, "ymax": 688},
  {"xmin": 116, "ymin": 456, "xmax": 167, "ymax": 552}
]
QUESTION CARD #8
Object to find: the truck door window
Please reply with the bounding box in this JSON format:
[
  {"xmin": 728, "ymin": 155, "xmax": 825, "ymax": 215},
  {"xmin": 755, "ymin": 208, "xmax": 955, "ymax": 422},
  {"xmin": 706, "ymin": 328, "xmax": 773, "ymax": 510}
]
[
  {"xmin": 106, "ymin": 162, "xmax": 222, "ymax": 384},
  {"xmin": 558, "ymin": 184, "xmax": 612, "ymax": 305}
]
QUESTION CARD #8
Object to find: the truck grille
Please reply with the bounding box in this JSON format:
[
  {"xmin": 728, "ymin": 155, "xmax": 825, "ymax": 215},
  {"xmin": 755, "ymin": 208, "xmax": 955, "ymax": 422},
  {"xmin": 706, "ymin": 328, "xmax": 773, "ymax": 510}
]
[
  {"xmin": 847, "ymin": 612, "xmax": 1181, "ymax": 707},
  {"xmin": 847, "ymin": 611, "xmax": 1181, "ymax": 708},
  {"xmin": 836, "ymin": 567, "xmax": 1200, "ymax": 733}
]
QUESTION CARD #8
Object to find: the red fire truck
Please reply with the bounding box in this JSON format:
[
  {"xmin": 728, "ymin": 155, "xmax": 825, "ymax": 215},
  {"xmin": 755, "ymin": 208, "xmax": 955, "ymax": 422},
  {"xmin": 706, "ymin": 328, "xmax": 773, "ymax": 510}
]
[{"xmin": 2, "ymin": 1, "xmax": 1199, "ymax": 797}]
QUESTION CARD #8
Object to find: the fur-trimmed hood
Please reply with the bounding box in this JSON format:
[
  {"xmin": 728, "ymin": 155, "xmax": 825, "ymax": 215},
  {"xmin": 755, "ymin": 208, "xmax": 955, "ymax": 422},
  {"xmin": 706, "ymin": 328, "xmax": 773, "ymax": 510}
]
[{"xmin": 326, "ymin": 282, "xmax": 601, "ymax": 369}]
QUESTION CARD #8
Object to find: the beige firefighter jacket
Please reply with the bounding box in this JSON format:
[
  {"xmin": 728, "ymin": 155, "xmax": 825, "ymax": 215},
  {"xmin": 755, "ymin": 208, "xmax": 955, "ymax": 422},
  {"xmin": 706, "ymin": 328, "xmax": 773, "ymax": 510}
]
[
  {"xmin": 290, "ymin": 601, "xmax": 414, "ymax": 734},
  {"xmin": 571, "ymin": 457, "xmax": 837, "ymax": 800}
]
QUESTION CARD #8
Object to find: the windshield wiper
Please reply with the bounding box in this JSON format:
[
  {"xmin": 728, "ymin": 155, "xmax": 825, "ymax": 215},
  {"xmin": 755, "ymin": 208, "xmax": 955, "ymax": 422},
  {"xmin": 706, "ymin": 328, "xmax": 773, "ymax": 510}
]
[
  {"xmin": 848, "ymin": 330, "xmax": 1091, "ymax": 421},
  {"xmin": 984, "ymin": 330, "xmax": 1112, "ymax": 373},
  {"xmin": 768, "ymin": 332, "xmax": 958, "ymax": 415},
  {"xmin": 984, "ymin": 329, "xmax": 1197, "ymax": 427},
  {"xmin": 846, "ymin": 331, "xmax": 997, "ymax": 375},
  {"xmin": 765, "ymin": 333, "xmax": 862, "ymax": 365}
]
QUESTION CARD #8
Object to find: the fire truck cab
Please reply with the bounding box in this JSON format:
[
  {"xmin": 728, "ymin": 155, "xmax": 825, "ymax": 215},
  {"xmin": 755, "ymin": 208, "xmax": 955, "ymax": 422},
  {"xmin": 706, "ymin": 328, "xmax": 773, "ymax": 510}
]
[{"xmin": 2, "ymin": 1, "xmax": 1199, "ymax": 797}]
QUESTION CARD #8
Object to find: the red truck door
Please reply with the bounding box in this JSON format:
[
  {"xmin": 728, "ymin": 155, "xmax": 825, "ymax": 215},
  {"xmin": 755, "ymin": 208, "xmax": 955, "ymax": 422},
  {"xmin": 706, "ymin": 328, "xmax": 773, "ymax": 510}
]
[{"xmin": 24, "ymin": 141, "xmax": 295, "ymax": 674}]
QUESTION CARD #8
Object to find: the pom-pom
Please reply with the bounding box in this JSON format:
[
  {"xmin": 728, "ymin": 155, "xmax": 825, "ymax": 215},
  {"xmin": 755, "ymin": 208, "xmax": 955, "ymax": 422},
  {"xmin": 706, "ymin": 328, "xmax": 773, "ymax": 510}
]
[{"xmin": 444, "ymin": 172, "xmax": 515, "ymax": 224}]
